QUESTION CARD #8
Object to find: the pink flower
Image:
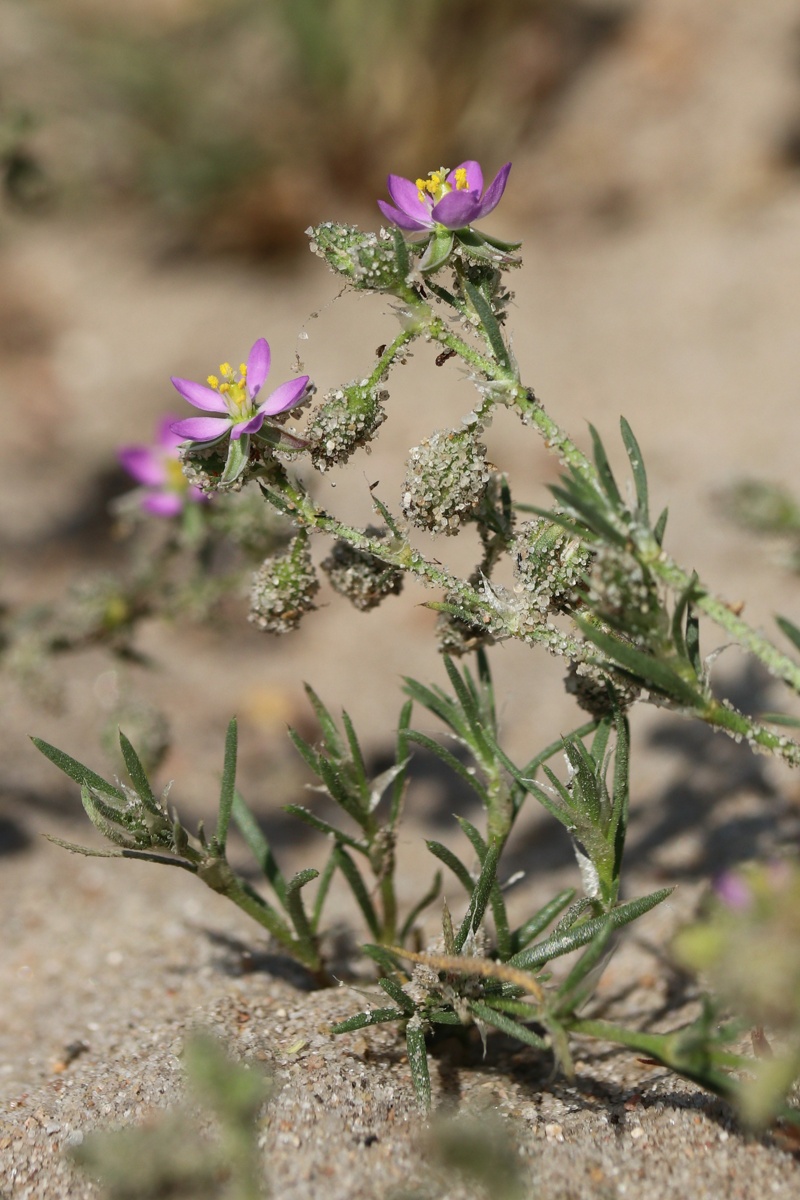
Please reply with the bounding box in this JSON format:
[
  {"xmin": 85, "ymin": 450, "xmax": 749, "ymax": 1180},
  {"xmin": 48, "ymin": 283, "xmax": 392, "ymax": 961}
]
[
  {"xmin": 170, "ymin": 338, "xmax": 310, "ymax": 445},
  {"xmin": 378, "ymin": 161, "xmax": 511, "ymax": 233},
  {"xmin": 119, "ymin": 417, "xmax": 206, "ymax": 517}
]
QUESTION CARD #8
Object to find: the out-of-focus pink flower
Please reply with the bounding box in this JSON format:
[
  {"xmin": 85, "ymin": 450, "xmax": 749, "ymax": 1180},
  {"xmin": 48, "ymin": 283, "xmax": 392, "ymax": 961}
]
[
  {"xmin": 119, "ymin": 417, "xmax": 206, "ymax": 517},
  {"xmin": 169, "ymin": 338, "xmax": 310, "ymax": 446},
  {"xmin": 714, "ymin": 870, "xmax": 753, "ymax": 911},
  {"xmin": 378, "ymin": 162, "xmax": 511, "ymax": 233}
]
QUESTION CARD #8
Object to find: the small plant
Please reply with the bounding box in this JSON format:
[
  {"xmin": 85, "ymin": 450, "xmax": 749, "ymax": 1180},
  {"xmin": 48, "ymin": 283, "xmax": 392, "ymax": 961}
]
[
  {"xmin": 29, "ymin": 157, "xmax": 800, "ymax": 1122},
  {"xmin": 70, "ymin": 1033, "xmax": 272, "ymax": 1200}
]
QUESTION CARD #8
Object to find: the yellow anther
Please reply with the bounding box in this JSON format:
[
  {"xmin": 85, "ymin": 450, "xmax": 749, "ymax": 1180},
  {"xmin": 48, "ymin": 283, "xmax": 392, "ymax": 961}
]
[
  {"xmin": 454, "ymin": 167, "xmax": 468, "ymax": 191},
  {"xmin": 206, "ymin": 374, "xmax": 219, "ymax": 389},
  {"xmin": 239, "ymin": 363, "xmax": 247, "ymax": 376},
  {"xmin": 219, "ymin": 382, "xmax": 230, "ymax": 394},
  {"xmin": 219, "ymin": 362, "xmax": 232, "ymax": 377}
]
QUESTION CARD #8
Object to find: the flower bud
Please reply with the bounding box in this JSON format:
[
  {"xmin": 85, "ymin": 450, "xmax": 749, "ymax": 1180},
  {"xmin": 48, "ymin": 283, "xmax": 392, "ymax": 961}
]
[
  {"xmin": 435, "ymin": 608, "xmax": 495, "ymax": 657},
  {"xmin": 307, "ymin": 382, "xmax": 387, "ymax": 471},
  {"xmin": 248, "ymin": 535, "xmax": 319, "ymax": 634},
  {"xmin": 564, "ymin": 663, "xmax": 640, "ymax": 719},
  {"xmin": 307, "ymin": 223, "xmax": 409, "ymax": 293},
  {"xmin": 589, "ymin": 545, "xmax": 664, "ymax": 643},
  {"xmin": 180, "ymin": 441, "xmax": 244, "ymax": 494},
  {"xmin": 402, "ymin": 429, "xmax": 489, "ymax": 535},
  {"xmin": 320, "ymin": 527, "xmax": 403, "ymax": 611},
  {"xmin": 513, "ymin": 518, "xmax": 591, "ymax": 617}
]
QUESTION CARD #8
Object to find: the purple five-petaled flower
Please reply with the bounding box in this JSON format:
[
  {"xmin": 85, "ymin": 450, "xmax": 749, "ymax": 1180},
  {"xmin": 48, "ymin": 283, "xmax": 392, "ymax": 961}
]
[
  {"xmin": 378, "ymin": 161, "xmax": 512, "ymax": 233},
  {"xmin": 169, "ymin": 338, "xmax": 310, "ymax": 446},
  {"xmin": 119, "ymin": 417, "xmax": 207, "ymax": 517}
]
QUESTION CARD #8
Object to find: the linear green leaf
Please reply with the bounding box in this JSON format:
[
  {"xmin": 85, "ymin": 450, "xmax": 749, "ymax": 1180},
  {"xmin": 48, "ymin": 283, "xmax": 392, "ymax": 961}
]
[
  {"xmin": 31, "ymin": 738, "xmax": 125, "ymax": 800},
  {"xmin": 619, "ymin": 417, "xmax": 649, "ymax": 523},
  {"xmin": 509, "ymin": 888, "xmax": 673, "ymax": 970}
]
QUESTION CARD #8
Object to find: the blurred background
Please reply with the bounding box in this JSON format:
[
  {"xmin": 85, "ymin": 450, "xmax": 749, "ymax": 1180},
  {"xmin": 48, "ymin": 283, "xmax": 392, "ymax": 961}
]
[{"xmin": 2, "ymin": 0, "xmax": 800, "ymax": 905}]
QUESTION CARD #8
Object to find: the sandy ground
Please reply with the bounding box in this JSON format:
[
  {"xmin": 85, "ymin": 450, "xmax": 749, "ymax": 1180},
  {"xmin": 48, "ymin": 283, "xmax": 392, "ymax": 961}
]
[{"xmin": 3, "ymin": 0, "xmax": 800, "ymax": 1195}]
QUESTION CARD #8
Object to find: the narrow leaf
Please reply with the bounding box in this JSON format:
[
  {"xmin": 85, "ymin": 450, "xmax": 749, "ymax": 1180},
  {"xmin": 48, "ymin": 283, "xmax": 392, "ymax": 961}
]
[
  {"xmin": 653, "ymin": 506, "xmax": 669, "ymax": 546},
  {"xmin": 406, "ymin": 730, "xmax": 489, "ymax": 805},
  {"xmin": 509, "ymin": 888, "xmax": 673, "ymax": 970},
  {"xmin": 285, "ymin": 868, "xmax": 319, "ymax": 949},
  {"xmin": 282, "ymin": 804, "xmax": 365, "ymax": 852},
  {"xmin": 232, "ymin": 791, "xmax": 287, "ymax": 905},
  {"xmin": 31, "ymin": 737, "xmax": 124, "ymax": 800},
  {"xmin": 588, "ymin": 424, "xmax": 622, "ymax": 508},
  {"xmin": 118, "ymin": 731, "xmax": 160, "ymax": 815},
  {"xmin": 215, "ymin": 717, "xmax": 238, "ymax": 853},
  {"xmin": 406, "ymin": 1020, "xmax": 432, "ymax": 1111},
  {"xmin": 574, "ymin": 617, "xmax": 705, "ymax": 707},
  {"xmin": 456, "ymin": 838, "xmax": 502, "ymax": 951},
  {"xmin": 512, "ymin": 888, "xmax": 577, "ymax": 954},
  {"xmin": 341, "ymin": 710, "xmax": 369, "ymax": 806},
  {"xmin": 619, "ymin": 417, "xmax": 649, "ymax": 523},
  {"xmin": 468, "ymin": 1001, "xmax": 548, "ymax": 1049},
  {"xmin": 362, "ymin": 943, "xmax": 406, "ymax": 975},
  {"xmin": 303, "ymin": 683, "xmax": 344, "ymax": 757},
  {"xmin": 777, "ymin": 615, "xmax": 800, "ymax": 655},
  {"xmin": 379, "ymin": 977, "xmax": 415, "ymax": 1014},
  {"xmin": 554, "ymin": 916, "xmax": 616, "ymax": 1014},
  {"xmin": 311, "ymin": 849, "xmax": 337, "ymax": 931},
  {"xmin": 462, "ymin": 278, "xmax": 511, "ymax": 372},
  {"xmin": 331, "ymin": 1007, "xmax": 406, "ymax": 1034},
  {"xmin": 426, "ymin": 841, "xmax": 474, "ymax": 893},
  {"xmin": 334, "ymin": 846, "xmax": 381, "ymax": 939},
  {"xmin": 389, "ymin": 699, "xmax": 412, "ymax": 827},
  {"xmin": 400, "ymin": 871, "xmax": 443, "ymax": 942}
]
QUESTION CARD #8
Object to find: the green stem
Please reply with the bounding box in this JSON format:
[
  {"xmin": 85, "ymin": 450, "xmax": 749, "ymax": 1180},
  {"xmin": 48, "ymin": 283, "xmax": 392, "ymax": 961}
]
[
  {"xmin": 414, "ymin": 305, "xmax": 800, "ymax": 741},
  {"xmin": 260, "ymin": 469, "xmax": 588, "ymax": 661}
]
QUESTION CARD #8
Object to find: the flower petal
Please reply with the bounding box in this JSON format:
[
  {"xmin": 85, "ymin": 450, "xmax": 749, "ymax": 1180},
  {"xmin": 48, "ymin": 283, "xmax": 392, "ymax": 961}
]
[
  {"xmin": 260, "ymin": 375, "xmax": 310, "ymax": 416},
  {"xmin": 387, "ymin": 174, "xmax": 432, "ymax": 220},
  {"xmin": 119, "ymin": 446, "xmax": 165, "ymax": 487},
  {"xmin": 449, "ymin": 160, "xmax": 483, "ymax": 194},
  {"xmin": 170, "ymin": 415, "xmax": 231, "ymax": 443},
  {"xmin": 377, "ymin": 199, "xmax": 431, "ymax": 232},
  {"xmin": 475, "ymin": 162, "xmax": 512, "ymax": 218},
  {"xmin": 430, "ymin": 190, "xmax": 483, "ymax": 230},
  {"xmin": 231, "ymin": 412, "xmax": 265, "ymax": 438},
  {"xmin": 170, "ymin": 376, "xmax": 228, "ymax": 413},
  {"xmin": 142, "ymin": 491, "xmax": 183, "ymax": 517},
  {"xmin": 246, "ymin": 337, "xmax": 271, "ymax": 399}
]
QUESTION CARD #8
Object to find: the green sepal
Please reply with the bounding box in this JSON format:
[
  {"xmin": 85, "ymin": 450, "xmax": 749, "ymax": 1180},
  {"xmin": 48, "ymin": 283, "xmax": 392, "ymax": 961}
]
[
  {"xmin": 220, "ymin": 434, "xmax": 250, "ymax": 485},
  {"xmin": 418, "ymin": 228, "xmax": 455, "ymax": 274}
]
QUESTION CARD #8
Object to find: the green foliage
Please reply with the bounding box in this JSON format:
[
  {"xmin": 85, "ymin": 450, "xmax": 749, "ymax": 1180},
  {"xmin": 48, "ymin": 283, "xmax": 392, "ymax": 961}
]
[{"xmin": 71, "ymin": 1033, "xmax": 272, "ymax": 1200}]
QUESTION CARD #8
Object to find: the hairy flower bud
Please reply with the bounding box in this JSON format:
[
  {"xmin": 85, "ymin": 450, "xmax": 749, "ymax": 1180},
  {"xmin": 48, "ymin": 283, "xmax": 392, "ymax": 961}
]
[
  {"xmin": 435, "ymin": 608, "xmax": 495, "ymax": 657},
  {"xmin": 402, "ymin": 429, "xmax": 489, "ymax": 535},
  {"xmin": 513, "ymin": 518, "xmax": 591, "ymax": 617},
  {"xmin": 307, "ymin": 381, "xmax": 387, "ymax": 471},
  {"xmin": 248, "ymin": 535, "xmax": 319, "ymax": 634},
  {"xmin": 307, "ymin": 223, "xmax": 409, "ymax": 293},
  {"xmin": 565, "ymin": 663, "xmax": 640, "ymax": 718},
  {"xmin": 180, "ymin": 441, "xmax": 244, "ymax": 494},
  {"xmin": 589, "ymin": 545, "xmax": 664, "ymax": 643},
  {"xmin": 320, "ymin": 527, "xmax": 403, "ymax": 611}
]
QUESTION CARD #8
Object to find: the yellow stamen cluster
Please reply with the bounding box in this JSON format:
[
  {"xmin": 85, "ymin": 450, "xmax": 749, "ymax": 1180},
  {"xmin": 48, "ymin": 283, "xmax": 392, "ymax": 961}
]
[
  {"xmin": 415, "ymin": 166, "xmax": 470, "ymax": 205},
  {"xmin": 205, "ymin": 358, "xmax": 251, "ymax": 417}
]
